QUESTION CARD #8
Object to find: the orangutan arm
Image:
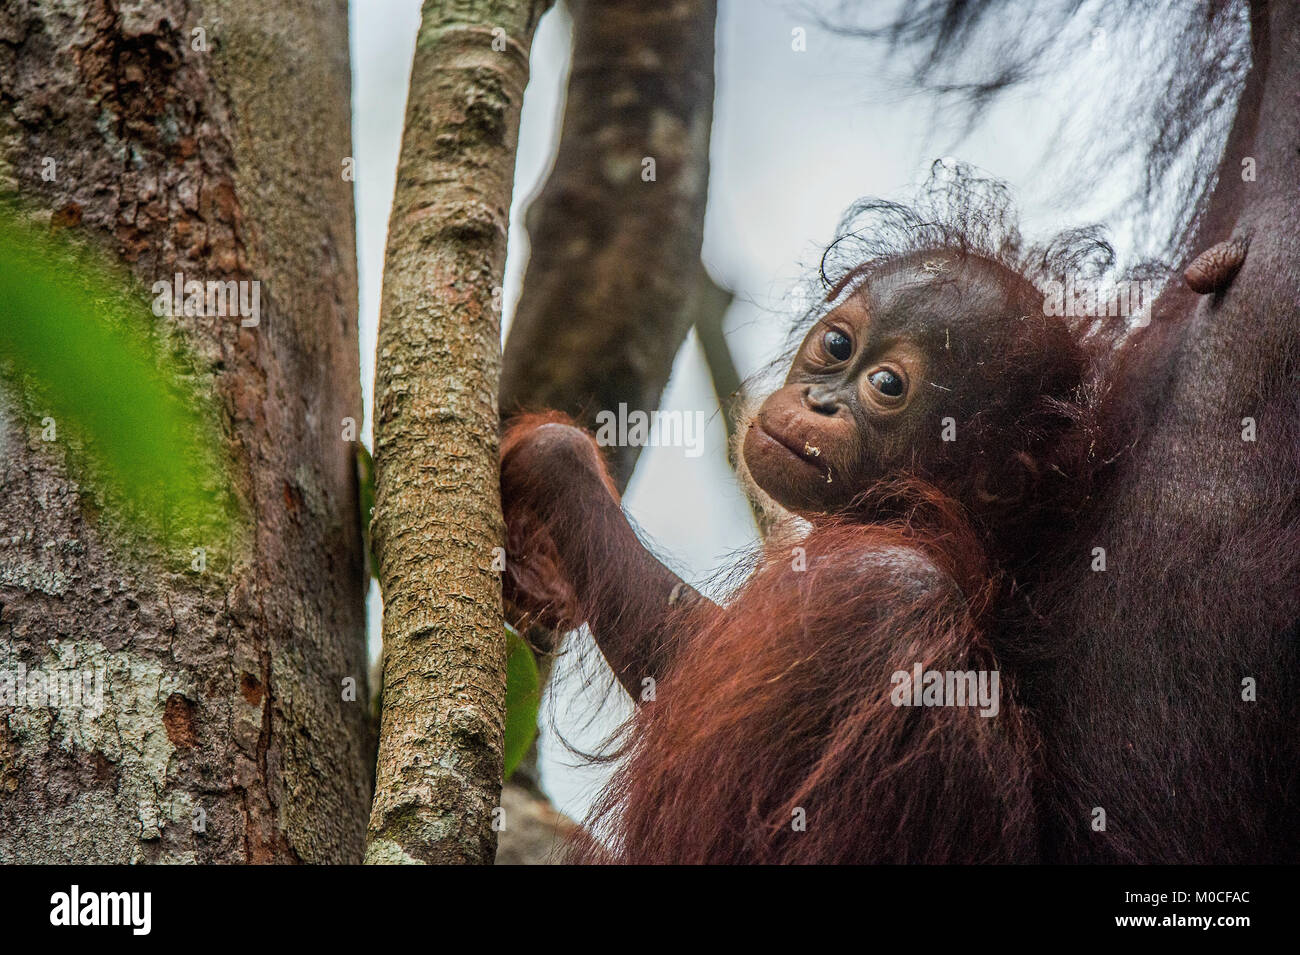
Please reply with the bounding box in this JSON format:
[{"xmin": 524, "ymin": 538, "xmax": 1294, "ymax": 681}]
[{"xmin": 500, "ymin": 413, "xmax": 717, "ymax": 698}]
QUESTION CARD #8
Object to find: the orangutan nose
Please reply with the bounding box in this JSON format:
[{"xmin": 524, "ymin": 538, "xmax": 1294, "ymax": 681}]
[{"xmin": 804, "ymin": 385, "xmax": 843, "ymax": 416}]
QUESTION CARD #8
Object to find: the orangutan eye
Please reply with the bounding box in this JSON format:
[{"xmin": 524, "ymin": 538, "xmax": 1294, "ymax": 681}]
[
  {"xmin": 822, "ymin": 329, "xmax": 852, "ymax": 362},
  {"xmin": 868, "ymin": 368, "xmax": 904, "ymax": 398}
]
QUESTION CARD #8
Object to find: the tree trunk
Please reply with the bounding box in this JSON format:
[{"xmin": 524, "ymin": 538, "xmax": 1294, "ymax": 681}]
[
  {"xmin": 500, "ymin": 0, "xmax": 717, "ymax": 489},
  {"xmin": 367, "ymin": 0, "xmax": 550, "ymax": 866},
  {"xmin": 491, "ymin": 0, "xmax": 719, "ymax": 862},
  {"xmin": 0, "ymin": 0, "xmax": 370, "ymax": 862},
  {"xmin": 491, "ymin": 0, "xmax": 717, "ymax": 862}
]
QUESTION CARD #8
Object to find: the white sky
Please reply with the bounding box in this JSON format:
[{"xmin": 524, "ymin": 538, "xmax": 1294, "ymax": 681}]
[{"xmin": 349, "ymin": 0, "xmax": 1139, "ymax": 821}]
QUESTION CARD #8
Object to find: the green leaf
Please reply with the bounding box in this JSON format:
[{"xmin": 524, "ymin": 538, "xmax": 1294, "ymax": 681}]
[
  {"xmin": 356, "ymin": 442, "xmax": 376, "ymax": 579},
  {"xmin": 503, "ymin": 627, "xmax": 541, "ymax": 780},
  {"xmin": 0, "ymin": 212, "xmax": 239, "ymax": 549}
]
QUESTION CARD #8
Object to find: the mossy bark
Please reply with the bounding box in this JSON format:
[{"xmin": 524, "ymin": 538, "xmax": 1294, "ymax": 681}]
[{"xmin": 0, "ymin": 0, "xmax": 370, "ymax": 862}]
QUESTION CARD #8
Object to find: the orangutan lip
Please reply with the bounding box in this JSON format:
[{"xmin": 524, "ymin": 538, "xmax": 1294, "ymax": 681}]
[{"xmin": 756, "ymin": 422, "xmax": 823, "ymax": 468}]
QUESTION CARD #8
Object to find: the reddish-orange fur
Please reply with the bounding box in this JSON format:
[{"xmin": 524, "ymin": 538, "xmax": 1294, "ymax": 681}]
[
  {"xmin": 496, "ymin": 173, "xmax": 1254, "ymax": 863},
  {"xmin": 574, "ymin": 487, "xmax": 1038, "ymax": 864},
  {"xmin": 501, "ymin": 412, "xmax": 1056, "ymax": 863}
]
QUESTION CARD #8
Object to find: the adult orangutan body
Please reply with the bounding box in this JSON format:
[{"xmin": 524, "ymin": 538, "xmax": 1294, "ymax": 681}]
[{"xmin": 502, "ymin": 224, "xmax": 1116, "ymax": 862}]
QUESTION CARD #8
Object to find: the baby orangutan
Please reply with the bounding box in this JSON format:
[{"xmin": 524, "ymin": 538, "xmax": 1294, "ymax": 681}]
[{"xmin": 500, "ymin": 243, "xmax": 1101, "ymax": 863}]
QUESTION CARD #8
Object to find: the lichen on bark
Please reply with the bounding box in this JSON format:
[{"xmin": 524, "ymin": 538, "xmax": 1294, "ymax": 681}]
[{"xmin": 0, "ymin": 0, "xmax": 371, "ymax": 862}]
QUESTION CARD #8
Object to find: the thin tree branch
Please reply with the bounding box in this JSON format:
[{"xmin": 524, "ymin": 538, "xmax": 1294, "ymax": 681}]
[{"xmin": 367, "ymin": 0, "xmax": 552, "ymax": 866}]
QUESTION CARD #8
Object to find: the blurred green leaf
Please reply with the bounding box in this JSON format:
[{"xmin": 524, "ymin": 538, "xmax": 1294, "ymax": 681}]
[
  {"xmin": 0, "ymin": 212, "xmax": 238, "ymax": 548},
  {"xmin": 503, "ymin": 627, "xmax": 540, "ymax": 780},
  {"xmin": 356, "ymin": 442, "xmax": 376, "ymax": 579}
]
